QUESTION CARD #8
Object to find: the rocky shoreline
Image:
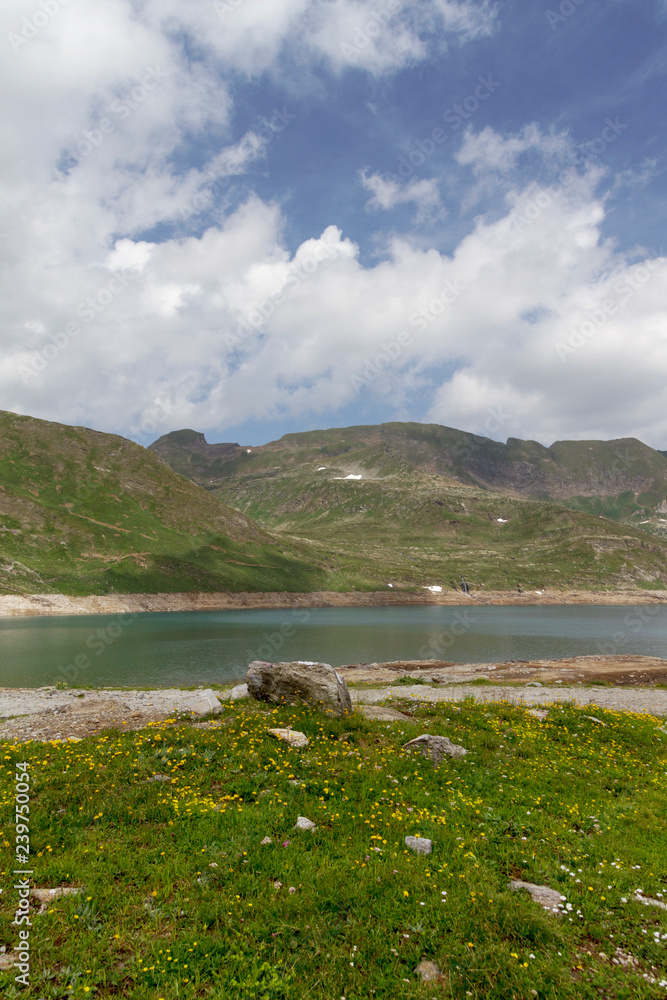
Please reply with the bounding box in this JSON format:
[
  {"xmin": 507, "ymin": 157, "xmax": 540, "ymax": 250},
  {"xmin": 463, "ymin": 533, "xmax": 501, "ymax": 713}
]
[
  {"xmin": 1, "ymin": 587, "xmax": 666, "ymax": 616},
  {"xmin": 2, "ymin": 654, "xmax": 667, "ymax": 742}
]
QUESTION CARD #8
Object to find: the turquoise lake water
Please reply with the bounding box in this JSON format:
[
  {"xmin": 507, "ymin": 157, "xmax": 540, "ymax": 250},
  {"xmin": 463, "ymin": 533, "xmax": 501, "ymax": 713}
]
[{"xmin": 1, "ymin": 605, "xmax": 666, "ymax": 689}]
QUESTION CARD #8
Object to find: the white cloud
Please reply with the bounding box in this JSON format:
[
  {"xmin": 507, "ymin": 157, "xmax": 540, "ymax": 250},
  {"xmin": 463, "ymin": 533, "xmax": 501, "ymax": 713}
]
[
  {"xmin": 4, "ymin": 163, "xmax": 667, "ymax": 448},
  {"xmin": 359, "ymin": 170, "xmax": 442, "ymax": 217},
  {"xmin": 456, "ymin": 123, "xmax": 571, "ymax": 175},
  {"xmin": 1, "ymin": 5, "xmax": 666, "ymax": 452}
]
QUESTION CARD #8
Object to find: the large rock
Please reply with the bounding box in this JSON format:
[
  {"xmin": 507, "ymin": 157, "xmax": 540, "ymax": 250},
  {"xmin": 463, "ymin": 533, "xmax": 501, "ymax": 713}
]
[{"xmin": 246, "ymin": 660, "xmax": 352, "ymax": 717}]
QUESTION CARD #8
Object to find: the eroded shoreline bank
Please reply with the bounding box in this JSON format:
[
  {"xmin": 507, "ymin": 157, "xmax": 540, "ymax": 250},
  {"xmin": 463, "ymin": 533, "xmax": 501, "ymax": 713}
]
[{"xmin": 1, "ymin": 587, "xmax": 666, "ymax": 617}]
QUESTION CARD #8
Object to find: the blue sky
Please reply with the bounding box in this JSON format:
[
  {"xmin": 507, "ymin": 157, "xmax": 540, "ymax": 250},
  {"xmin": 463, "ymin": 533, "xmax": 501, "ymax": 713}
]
[{"xmin": 1, "ymin": 0, "xmax": 667, "ymax": 449}]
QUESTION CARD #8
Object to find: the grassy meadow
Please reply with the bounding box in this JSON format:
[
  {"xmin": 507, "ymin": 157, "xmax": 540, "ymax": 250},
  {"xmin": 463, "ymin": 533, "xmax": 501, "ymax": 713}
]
[{"xmin": 1, "ymin": 697, "xmax": 666, "ymax": 998}]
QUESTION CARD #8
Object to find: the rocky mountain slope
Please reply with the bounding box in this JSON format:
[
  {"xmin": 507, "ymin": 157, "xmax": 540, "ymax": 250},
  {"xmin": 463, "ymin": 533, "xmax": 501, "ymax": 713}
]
[
  {"xmin": 150, "ymin": 421, "xmax": 667, "ymax": 537},
  {"xmin": 150, "ymin": 423, "xmax": 667, "ymax": 593}
]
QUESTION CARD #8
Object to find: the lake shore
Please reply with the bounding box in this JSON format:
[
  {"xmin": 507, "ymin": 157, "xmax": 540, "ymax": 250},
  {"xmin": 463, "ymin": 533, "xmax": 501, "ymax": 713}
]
[
  {"xmin": 1, "ymin": 587, "xmax": 666, "ymax": 617},
  {"xmin": 2, "ymin": 654, "xmax": 667, "ymax": 742}
]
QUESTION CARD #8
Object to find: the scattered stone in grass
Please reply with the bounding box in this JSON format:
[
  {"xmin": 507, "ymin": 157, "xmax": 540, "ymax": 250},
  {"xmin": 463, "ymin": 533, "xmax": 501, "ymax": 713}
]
[
  {"xmin": 32, "ymin": 886, "xmax": 83, "ymax": 915},
  {"xmin": 295, "ymin": 816, "xmax": 316, "ymax": 831},
  {"xmin": 405, "ymin": 836, "xmax": 432, "ymax": 855},
  {"xmin": 584, "ymin": 715, "xmax": 607, "ymax": 726},
  {"xmin": 147, "ymin": 774, "xmax": 172, "ymax": 783},
  {"xmin": 359, "ymin": 706, "xmax": 411, "ymax": 722},
  {"xmin": 634, "ymin": 891, "xmax": 667, "ymax": 911},
  {"xmin": 32, "ymin": 887, "xmax": 82, "ymax": 904},
  {"xmin": 613, "ymin": 949, "xmax": 640, "ymax": 968},
  {"xmin": 526, "ymin": 682, "xmax": 543, "ymax": 687},
  {"xmin": 228, "ymin": 684, "xmax": 250, "ymax": 701},
  {"xmin": 402, "ymin": 734, "xmax": 467, "ymax": 764},
  {"xmin": 509, "ymin": 880, "xmax": 563, "ymax": 913},
  {"xmin": 0, "ymin": 951, "xmax": 20, "ymax": 970},
  {"xmin": 415, "ymin": 959, "xmax": 441, "ymax": 981},
  {"xmin": 268, "ymin": 728, "xmax": 309, "ymax": 748},
  {"xmin": 528, "ymin": 709, "xmax": 549, "ymax": 721}
]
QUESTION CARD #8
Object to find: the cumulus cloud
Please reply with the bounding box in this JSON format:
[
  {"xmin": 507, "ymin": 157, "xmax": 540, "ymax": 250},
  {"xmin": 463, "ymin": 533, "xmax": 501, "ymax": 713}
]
[
  {"xmin": 4, "ymin": 162, "xmax": 667, "ymax": 448},
  {"xmin": 1, "ymin": 2, "xmax": 666, "ymax": 451}
]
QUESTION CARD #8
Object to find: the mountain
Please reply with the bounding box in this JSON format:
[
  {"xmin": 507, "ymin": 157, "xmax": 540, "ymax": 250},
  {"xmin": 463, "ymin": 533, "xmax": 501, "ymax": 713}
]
[
  {"xmin": 149, "ymin": 423, "xmax": 667, "ymax": 592},
  {"xmin": 2, "ymin": 411, "xmax": 666, "ymax": 597},
  {"xmin": 0, "ymin": 411, "xmax": 328, "ymax": 595},
  {"xmin": 150, "ymin": 422, "xmax": 667, "ymax": 537}
]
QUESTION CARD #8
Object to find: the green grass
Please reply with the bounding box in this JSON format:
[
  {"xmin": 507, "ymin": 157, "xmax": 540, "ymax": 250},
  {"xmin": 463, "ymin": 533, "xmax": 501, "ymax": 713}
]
[
  {"xmin": 209, "ymin": 462, "xmax": 667, "ymax": 592},
  {"xmin": 0, "ymin": 410, "xmax": 329, "ymax": 596},
  {"xmin": 1, "ymin": 699, "xmax": 666, "ymax": 998}
]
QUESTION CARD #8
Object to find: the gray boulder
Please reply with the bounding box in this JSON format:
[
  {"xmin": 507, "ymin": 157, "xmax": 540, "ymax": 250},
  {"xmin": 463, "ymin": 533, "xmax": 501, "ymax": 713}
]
[
  {"xmin": 246, "ymin": 660, "xmax": 352, "ymax": 717},
  {"xmin": 509, "ymin": 880, "xmax": 564, "ymax": 914},
  {"xmin": 402, "ymin": 734, "xmax": 468, "ymax": 764},
  {"xmin": 405, "ymin": 836, "xmax": 432, "ymax": 855}
]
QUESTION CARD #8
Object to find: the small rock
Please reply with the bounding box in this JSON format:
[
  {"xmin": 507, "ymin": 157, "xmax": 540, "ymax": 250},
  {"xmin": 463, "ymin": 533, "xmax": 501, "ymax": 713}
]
[
  {"xmin": 148, "ymin": 774, "xmax": 172, "ymax": 783},
  {"xmin": 403, "ymin": 734, "xmax": 467, "ymax": 764},
  {"xmin": 634, "ymin": 891, "xmax": 667, "ymax": 911},
  {"xmin": 229, "ymin": 683, "xmax": 249, "ymax": 701},
  {"xmin": 32, "ymin": 887, "xmax": 82, "ymax": 904},
  {"xmin": 405, "ymin": 836, "xmax": 432, "ymax": 855},
  {"xmin": 294, "ymin": 816, "xmax": 316, "ymax": 831},
  {"xmin": 526, "ymin": 681, "xmax": 543, "ymax": 687},
  {"xmin": 415, "ymin": 959, "xmax": 441, "ymax": 982},
  {"xmin": 528, "ymin": 709, "xmax": 549, "ymax": 721},
  {"xmin": 509, "ymin": 880, "xmax": 563, "ymax": 913},
  {"xmin": 268, "ymin": 728, "xmax": 309, "ymax": 748},
  {"xmin": 584, "ymin": 715, "xmax": 607, "ymax": 726},
  {"xmin": 0, "ymin": 951, "xmax": 20, "ymax": 971},
  {"xmin": 359, "ymin": 706, "xmax": 411, "ymax": 722}
]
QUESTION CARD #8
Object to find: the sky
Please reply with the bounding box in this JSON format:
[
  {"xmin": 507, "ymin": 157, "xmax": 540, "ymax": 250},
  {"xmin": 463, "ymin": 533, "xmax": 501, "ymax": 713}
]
[{"xmin": 1, "ymin": 0, "xmax": 667, "ymax": 450}]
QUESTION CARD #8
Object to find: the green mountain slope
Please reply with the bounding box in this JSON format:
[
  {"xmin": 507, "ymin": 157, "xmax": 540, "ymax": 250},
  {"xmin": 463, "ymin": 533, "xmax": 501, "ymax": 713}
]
[
  {"xmin": 150, "ymin": 425, "xmax": 667, "ymax": 592},
  {"xmin": 150, "ymin": 421, "xmax": 667, "ymax": 538},
  {"xmin": 0, "ymin": 411, "xmax": 328, "ymax": 595}
]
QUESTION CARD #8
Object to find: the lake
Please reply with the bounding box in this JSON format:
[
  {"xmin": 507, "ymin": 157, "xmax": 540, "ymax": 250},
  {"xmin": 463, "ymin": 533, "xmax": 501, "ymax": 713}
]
[{"xmin": 1, "ymin": 604, "xmax": 666, "ymax": 689}]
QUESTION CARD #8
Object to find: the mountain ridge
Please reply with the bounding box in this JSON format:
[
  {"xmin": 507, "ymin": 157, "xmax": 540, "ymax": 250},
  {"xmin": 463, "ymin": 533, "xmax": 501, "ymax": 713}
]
[{"xmin": 149, "ymin": 421, "xmax": 667, "ymax": 534}]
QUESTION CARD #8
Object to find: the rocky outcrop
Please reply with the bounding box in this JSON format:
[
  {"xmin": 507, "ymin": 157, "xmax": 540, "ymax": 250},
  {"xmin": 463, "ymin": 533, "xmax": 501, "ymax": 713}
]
[{"xmin": 246, "ymin": 660, "xmax": 352, "ymax": 717}]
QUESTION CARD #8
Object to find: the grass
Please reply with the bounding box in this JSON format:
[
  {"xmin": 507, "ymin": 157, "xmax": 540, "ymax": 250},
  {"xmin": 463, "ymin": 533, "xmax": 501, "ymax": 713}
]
[
  {"xmin": 4, "ymin": 409, "xmax": 667, "ymax": 595},
  {"xmin": 0, "ymin": 410, "xmax": 329, "ymax": 596},
  {"xmin": 1, "ymin": 699, "xmax": 666, "ymax": 998},
  {"xmin": 207, "ymin": 462, "xmax": 667, "ymax": 593}
]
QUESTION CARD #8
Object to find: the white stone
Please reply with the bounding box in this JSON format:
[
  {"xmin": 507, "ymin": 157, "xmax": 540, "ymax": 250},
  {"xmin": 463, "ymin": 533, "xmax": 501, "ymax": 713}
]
[
  {"xmin": 295, "ymin": 816, "xmax": 316, "ymax": 831},
  {"xmin": 268, "ymin": 728, "xmax": 309, "ymax": 748},
  {"xmin": 405, "ymin": 836, "xmax": 432, "ymax": 855}
]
